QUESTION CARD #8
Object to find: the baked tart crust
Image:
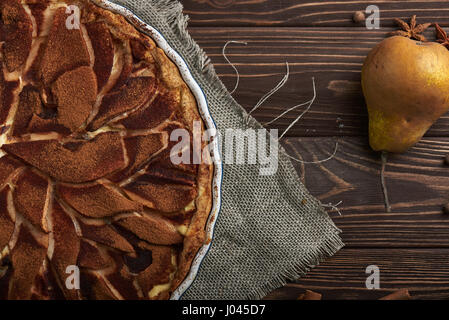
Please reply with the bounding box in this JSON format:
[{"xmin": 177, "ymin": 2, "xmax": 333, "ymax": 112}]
[{"xmin": 0, "ymin": 0, "xmax": 213, "ymax": 300}]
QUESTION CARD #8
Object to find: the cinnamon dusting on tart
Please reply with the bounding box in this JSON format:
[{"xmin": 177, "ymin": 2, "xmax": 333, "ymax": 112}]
[
  {"xmin": 57, "ymin": 183, "xmax": 142, "ymax": 218},
  {"xmin": 0, "ymin": 0, "xmax": 213, "ymax": 300},
  {"xmin": 13, "ymin": 169, "xmax": 49, "ymax": 232}
]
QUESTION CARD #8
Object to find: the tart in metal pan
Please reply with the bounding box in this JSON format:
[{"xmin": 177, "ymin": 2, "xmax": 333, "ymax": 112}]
[{"xmin": 0, "ymin": 0, "xmax": 222, "ymax": 300}]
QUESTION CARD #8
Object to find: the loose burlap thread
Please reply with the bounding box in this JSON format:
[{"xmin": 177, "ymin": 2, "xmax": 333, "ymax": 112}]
[{"xmin": 110, "ymin": 0, "xmax": 344, "ymax": 300}]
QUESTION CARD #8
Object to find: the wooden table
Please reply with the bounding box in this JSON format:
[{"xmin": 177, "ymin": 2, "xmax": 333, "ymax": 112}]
[{"xmin": 179, "ymin": 0, "xmax": 449, "ymax": 300}]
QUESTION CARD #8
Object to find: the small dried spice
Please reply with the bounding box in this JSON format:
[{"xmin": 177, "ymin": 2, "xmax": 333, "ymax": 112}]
[
  {"xmin": 390, "ymin": 15, "xmax": 431, "ymax": 41},
  {"xmin": 352, "ymin": 11, "xmax": 365, "ymax": 24},
  {"xmin": 435, "ymin": 23, "xmax": 449, "ymax": 49}
]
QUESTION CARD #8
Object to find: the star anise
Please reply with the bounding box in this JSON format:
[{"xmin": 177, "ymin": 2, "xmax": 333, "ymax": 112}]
[
  {"xmin": 390, "ymin": 15, "xmax": 431, "ymax": 42},
  {"xmin": 435, "ymin": 23, "xmax": 449, "ymax": 49}
]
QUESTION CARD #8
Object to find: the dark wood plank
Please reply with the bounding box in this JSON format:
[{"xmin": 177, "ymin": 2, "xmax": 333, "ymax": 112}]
[
  {"xmin": 264, "ymin": 248, "xmax": 449, "ymax": 300},
  {"xmin": 283, "ymin": 137, "xmax": 449, "ymax": 247},
  {"xmin": 182, "ymin": 0, "xmax": 449, "ymax": 27},
  {"xmin": 188, "ymin": 27, "xmax": 449, "ymax": 137}
]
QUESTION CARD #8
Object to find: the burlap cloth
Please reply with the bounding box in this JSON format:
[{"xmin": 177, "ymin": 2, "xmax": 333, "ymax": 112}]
[{"xmin": 109, "ymin": 0, "xmax": 344, "ymax": 300}]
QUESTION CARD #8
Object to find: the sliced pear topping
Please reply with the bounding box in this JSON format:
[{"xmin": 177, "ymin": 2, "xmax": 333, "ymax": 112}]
[
  {"xmin": 104, "ymin": 253, "xmax": 140, "ymax": 300},
  {"xmin": 116, "ymin": 90, "xmax": 177, "ymax": 131},
  {"xmin": 78, "ymin": 240, "xmax": 111, "ymax": 270},
  {"xmin": 9, "ymin": 227, "xmax": 47, "ymax": 300},
  {"xmin": 85, "ymin": 22, "xmax": 114, "ymax": 92},
  {"xmin": 39, "ymin": 7, "xmax": 91, "ymax": 85},
  {"xmin": 135, "ymin": 242, "xmax": 173, "ymax": 299},
  {"xmin": 2, "ymin": 132, "xmax": 127, "ymax": 183},
  {"xmin": 109, "ymin": 132, "xmax": 166, "ymax": 182},
  {"xmin": 115, "ymin": 213, "xmax": 183, "ymax": 245},
  {"xmin": 0, "ymin": 65, "xmax": 20, "ymax": 126},
  {"xmin": 0, "ymin": 156, "xmax": 22, "ymax": 188},
  {"xmin": 0, "ymin": 0, "xmax": 33, "ymax": 72},
  {"xmin": 11, "ymin": 85, "xmax": 43, "ymax": 136},
  {"xmin": 58, "ymin": 183, "xmax": 142, "ymax": 218},
  {"xmin": 80, "ymin": 271, "xmax": 116, "ymax": 300},
  {"xmin": 27, "ymin": 0, "xmax": 49, "ymax": 36},
  {"xmin": 89, "ymin": 76, "xmax": 156, "ymax": 131},
  {"xmin": 13, "ymin": 169, "xmax": 49, "ymax": 231},
  {"xmin": 78, "ymin": 221, "xmax": 134, "ymax": 253},
  {"xmin": 49, "ymin": 201, "xmax": 80, "ymax": 300},
  {"xmin": 52, "ymin": 66, "xmax": 97, "ymax": 132},
  {"xmin": 124, "ymin": 176, "xmax": 197, "ymax": 214}
]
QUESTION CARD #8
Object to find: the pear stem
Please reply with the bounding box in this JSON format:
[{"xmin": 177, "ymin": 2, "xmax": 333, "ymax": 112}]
[{"xmin": 381, "ymin": 151, "xmax": 392, "ymax": 213}]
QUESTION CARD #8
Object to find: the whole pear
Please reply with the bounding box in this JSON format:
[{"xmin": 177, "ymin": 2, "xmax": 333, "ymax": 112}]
[{"xmin": 362, "ymin": 36, "xmax": 449, "ymax": 153}]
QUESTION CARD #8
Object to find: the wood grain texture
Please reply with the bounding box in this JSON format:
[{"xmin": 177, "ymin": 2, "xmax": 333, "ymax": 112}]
[
  {"xmin": 264, "ymin": 248, "xmax": 449, "ymax": 300},
  {"xmin": 178, "ymin": 0, "xmax": 449, "ymax": 300},
  {"xmin": 182, "ymin": 0, "xmax": 449, "ymax": 27},
  {"xmin": 187, "ymin": 27, "xmax": 449, "ymax": 137},
  {"xmin": 283, "ymin": 137, "xmax": 449, "ymax": 247}
]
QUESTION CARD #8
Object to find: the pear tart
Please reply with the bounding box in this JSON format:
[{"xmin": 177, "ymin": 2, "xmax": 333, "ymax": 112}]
[{"xmin": 0, "ymin": 0, "xmax": 213, "ymax": 300}]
